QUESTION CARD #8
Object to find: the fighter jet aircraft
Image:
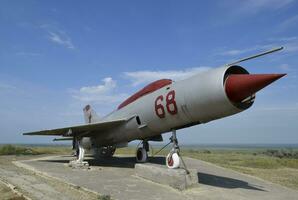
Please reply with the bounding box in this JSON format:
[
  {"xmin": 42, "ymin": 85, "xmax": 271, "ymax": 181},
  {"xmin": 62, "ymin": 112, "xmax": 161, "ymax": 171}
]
[{"xmin": 23, "ymin": 47, "xmax": 286, "ymax": 169}]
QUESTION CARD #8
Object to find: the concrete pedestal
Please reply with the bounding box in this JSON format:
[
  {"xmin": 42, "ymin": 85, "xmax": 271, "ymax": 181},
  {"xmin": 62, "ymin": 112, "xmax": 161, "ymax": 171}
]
[
  {"xmin": 68, "ymin": 160, "xmax": 90, "ymax": 169},
  {"xmin": 135, "ymin": 163, "xmax": 198, "ymax": 190}
]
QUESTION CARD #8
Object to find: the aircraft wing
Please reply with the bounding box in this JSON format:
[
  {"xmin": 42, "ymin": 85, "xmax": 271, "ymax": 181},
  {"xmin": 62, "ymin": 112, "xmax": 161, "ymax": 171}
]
[{"xmin": 23, "ymin": 118, "xmax": 127, "ymax": 137}]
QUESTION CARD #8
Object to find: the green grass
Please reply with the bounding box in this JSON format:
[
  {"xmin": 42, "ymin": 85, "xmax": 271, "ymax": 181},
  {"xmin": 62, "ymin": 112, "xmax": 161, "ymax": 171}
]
[
  {"xmin": 179, "ymin": 149, "xmax": 298, "ymax": 169},
  {"xmin": 1, "ymin": 144, "xmax": 298, "ymax": 190},
  {"xmin": 116, "ymin": 147, "xmax": 298, "ymax": 169},
  {"xmin": 0, "ymin": 144, "xmax": 72, "ymax": 155},
  {"xmin": 116, "ymin": 146, "xmax": 298, "ymax": 190}
]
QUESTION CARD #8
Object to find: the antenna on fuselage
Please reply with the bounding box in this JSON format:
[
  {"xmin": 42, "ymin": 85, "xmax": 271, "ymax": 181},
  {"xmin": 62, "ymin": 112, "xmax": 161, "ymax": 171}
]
[{"xmin": 226, "ymin": 46, "xmax": 284, "ymax": 66}]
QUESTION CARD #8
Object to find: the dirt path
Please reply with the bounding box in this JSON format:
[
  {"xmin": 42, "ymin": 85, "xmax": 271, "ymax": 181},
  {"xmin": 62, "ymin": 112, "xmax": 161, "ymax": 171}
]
[{"xmin": 0, "ymin": 156, "xmax": 100, "ymax": 200}]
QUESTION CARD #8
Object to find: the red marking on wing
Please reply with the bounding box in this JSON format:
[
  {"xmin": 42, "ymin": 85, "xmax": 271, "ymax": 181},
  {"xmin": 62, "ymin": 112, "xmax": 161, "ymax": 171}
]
[{"xmin": 118, "ymin": 79, "xmax": 172, "ymax": 110}]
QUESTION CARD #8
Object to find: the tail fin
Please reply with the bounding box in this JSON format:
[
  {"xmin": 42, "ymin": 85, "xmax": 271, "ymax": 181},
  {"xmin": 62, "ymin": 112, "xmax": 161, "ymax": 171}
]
[{"xmin": 83, "ymin": 105, "xmax": 101, "ymax": 124}]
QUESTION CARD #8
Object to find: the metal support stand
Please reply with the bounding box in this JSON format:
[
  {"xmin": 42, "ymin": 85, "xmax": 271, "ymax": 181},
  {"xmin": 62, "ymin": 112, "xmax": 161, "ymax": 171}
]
[
  {"xmin": 170, "ymin": 130, "xmax": 189, "ymax": 174},
  {"xmin": 77, "ymin": 141, "xmax": 85, "ymax": 162},
  {"xmin": 143, "ymin": 140, "xmax": 149, "ymax": 152},
  {"xmin": 69, "ymin": 138, "xmax": 89, "ymax": 169},
  {"xmin": 170, "ymin": 130, "xmax": 180, "ymax": 153}
]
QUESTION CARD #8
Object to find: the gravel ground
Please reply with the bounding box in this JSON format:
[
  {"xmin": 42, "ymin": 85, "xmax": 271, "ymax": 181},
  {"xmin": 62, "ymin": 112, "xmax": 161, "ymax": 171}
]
[
  {"xmin": 0, "ymin": 181, "xmax": 26, "ymax": 200},
  {"xmin": 1, "ymin": 154, "xmax": 298, "ymax": 200},
  {"xmin": 0, "ymin": 155, "xmax": 100, "ymax": 200}
]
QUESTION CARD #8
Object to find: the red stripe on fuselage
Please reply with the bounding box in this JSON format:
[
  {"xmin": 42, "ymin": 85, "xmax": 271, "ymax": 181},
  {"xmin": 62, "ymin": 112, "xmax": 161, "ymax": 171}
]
[{"xmin": 117, "ymin": 79, "xmax": 172, "ymax": 110}]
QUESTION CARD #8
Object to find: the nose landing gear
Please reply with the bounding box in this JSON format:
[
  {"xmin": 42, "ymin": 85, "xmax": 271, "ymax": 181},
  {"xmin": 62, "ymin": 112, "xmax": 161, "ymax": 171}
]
[
  {"xmin": 135, "ymin": 130, "xmax": 187, "ymax": 171},
  {"xmin": 166, "ymin": 130, "xmax": 181, "ymax": 169}
]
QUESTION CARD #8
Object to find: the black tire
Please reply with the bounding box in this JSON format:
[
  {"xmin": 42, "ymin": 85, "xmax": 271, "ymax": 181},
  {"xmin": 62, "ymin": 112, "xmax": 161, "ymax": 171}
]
[
  {"xmin": 93, "ymin": 146, "xmax": 116, "ymax": 159},
  {"xmin": 136, "ymin": 147, "xmax": 148, "ymax": 163}
]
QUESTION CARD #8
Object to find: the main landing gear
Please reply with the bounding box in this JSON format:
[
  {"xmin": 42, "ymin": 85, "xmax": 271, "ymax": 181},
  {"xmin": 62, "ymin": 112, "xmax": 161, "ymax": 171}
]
[
  {"xmin": 77, "ymin": 139, "xmax": 86, "ymax": 162},
  {"xmin": 70, "ymin": 138, "xmax": 89, "ymax": 167},
  {"xmin": 136, "ymin": 140, "xmax": 149, "ymax": 163},
  {"xmin": 135, "ymin": 130, "xmax": 183, "ymax": 169},
  {"xmin": 93, "ymin": 146, "xmax": 116, "ymax": 159}
]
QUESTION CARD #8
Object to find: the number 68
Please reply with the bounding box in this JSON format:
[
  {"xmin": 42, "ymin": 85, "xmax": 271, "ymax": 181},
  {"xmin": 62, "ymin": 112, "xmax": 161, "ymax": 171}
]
[{"xmin": 155, "ymin": 90, "xmax": 178, "ymax": 118}]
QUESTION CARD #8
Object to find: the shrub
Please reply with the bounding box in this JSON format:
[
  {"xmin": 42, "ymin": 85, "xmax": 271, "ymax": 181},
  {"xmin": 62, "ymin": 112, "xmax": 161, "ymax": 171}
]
[
  {"xmin": 202, "ymin": 150, "xmax": 211, "ymax": 154},
  {"xmin": 262, "ymin": 149, "xmax": 298, "ymax": 159},
  {"xmin": 0, "ymin": 145, "xmax": 37, "ymax": 155}
]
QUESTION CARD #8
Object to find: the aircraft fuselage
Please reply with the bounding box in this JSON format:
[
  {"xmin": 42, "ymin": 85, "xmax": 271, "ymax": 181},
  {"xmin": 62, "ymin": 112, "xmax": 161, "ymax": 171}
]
[{"xmin": 89, "ymin": 65, "xmax": 253, "ymax": 147}]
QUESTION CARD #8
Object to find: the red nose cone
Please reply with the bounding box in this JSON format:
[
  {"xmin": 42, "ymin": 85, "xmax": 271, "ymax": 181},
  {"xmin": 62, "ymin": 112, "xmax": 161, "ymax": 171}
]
[{"xmin": 225, "ymin": 74, "xmax": 286, "ymax": 102}]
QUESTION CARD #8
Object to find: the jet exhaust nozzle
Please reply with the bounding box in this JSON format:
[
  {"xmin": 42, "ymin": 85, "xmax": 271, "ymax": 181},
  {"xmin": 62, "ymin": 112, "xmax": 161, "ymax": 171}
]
[{"xmin": 225, "ymin": 73, "xmax": 286, "ymax": 103}]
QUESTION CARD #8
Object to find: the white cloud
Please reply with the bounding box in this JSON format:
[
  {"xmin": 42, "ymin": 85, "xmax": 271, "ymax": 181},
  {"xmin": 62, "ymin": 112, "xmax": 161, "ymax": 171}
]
[
  {"xmin": 284, "ymin": 42, "xmax": 298, "ymax": 53},
  {"xmin": 48, "ymin": 31, "xmax": 75, "ymax": 49},
  {"xmin": 0, "ymin": 83, "xmax": 16, "ymax": 90},
  {"xmin": 219, "ymin": 37, "xmax": 298, "ymax": 57},
  {"xmin": 268, "ymin": 36, "xmax": 298, "ymax": 42},
  {"xmin": 278, "ymin": 64, "xmax": 291, "ymax": 71},
  {"xmin": 218, "ymin": 44, "xmax": 276, "ymax": 56},
  {"xmin": 219, "ymin": 48, "xmax": 256, "ymax": 56},
  {"xmin": 278, "ymin": 15, "xmax": 298, "ymax": 32},
  {"xmin": 80, "ymin": 77, "xmax": 116, "ymax": 94},
  {"xmin": 41, "ymin": 24, "xmax": 75, "ymax": 49},
  {"xmin": 233, "ymin": 0, "xmax": 293, "ymax": 14},
  {"xmin": 70, "ymin": 77, "xmax": 127, "ymax": 104},
  {"xmin": 124, "ymin": 67, "xmax": 210, "ymax": 86},
  {"xmin": 70, "ymin": 67, "xmax": 211, "ymax": 107}
]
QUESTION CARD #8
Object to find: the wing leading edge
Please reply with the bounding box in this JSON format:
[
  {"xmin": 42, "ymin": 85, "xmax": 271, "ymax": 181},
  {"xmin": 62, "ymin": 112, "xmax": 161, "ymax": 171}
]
[{"xmin": 23, "ymin": 118, "xmax": 127, "ymax": 137}]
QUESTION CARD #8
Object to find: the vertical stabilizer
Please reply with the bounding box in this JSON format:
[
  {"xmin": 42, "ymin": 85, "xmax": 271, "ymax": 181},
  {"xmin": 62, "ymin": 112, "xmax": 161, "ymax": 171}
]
[{"xmin": 83, "ymin": 105, "xmax": 101, "ymax": 124}]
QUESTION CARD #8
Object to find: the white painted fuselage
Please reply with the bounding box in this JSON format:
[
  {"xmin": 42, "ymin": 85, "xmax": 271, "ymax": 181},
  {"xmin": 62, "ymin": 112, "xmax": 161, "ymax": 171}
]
[{"xmin": 88, "ymin": 65, "xmax": 253, "ymax": 147}]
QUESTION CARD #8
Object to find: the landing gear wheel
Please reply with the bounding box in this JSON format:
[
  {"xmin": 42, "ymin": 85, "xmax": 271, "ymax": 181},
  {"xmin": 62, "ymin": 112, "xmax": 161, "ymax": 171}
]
[
  {"xmin": 99, "ymin": 146, "xmax": 116, "ymax": 158},
  {"xmin": 166, "ymin": 152, "xmax": 180, "ymax": 169},
  {"xmin": 136, "ymin": 147, "xmax": 148, "ymax": 163},
  {"xmin": 93, "ymin": 146, "xmax": 116, "ymax": 159},
  {"xmin": 166, "ymin": 130, "xmax": 184, "ymax": 169}
]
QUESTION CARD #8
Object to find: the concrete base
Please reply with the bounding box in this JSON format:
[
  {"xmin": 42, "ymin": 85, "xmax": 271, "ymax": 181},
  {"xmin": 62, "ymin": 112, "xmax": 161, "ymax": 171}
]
[
  {"xmin": 12, "ymin": 155, "xmax": 298, "ymax": 200},
  {"xmin": 68, "ymin": 160, "xmax": 90, "ymax": 169},
  {"xmin": 135, "ymin": 163, "xmax": 198, "ymax": 190}
]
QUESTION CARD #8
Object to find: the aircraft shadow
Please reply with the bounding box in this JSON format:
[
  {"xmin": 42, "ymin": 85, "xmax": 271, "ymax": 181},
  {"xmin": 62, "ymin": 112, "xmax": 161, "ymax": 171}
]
[
  {"xmin": 40, "ymin": 155, "xmax": 265, "ymax": 191},
  {"xmin": 40, "ymin": 156, "xmax": 166, "ymax": 169},
  {"xmin": 198, "ymin": 172, "xmax": 266, "ymax": 191},
  {"xmin": 89, "ymin": 156, "xmax": 165, "ymax": 168}
]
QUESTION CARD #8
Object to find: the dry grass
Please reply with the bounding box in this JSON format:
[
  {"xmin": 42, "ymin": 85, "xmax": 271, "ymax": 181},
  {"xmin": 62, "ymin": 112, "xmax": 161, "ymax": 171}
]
[
  {"xmin": 2, "ymin": 144, "xmax": 298, "ymax": 190},
  {"xmin": 0, "ymin": 144, "xmax": 72, "ymax": 156},
  {"xmin": 116, "ymin": 146, "xmax": 298, "ymax": 190},
  {"xmin": 0, "ymin": 181, "xmax": 26, "ymax": 200}
]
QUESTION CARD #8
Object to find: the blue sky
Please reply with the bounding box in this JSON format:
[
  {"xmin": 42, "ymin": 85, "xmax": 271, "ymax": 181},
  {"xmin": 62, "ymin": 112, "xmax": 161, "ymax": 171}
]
[{"xmin": 0, "ymin": 0, "xmax": 297, "ymax": 144}]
